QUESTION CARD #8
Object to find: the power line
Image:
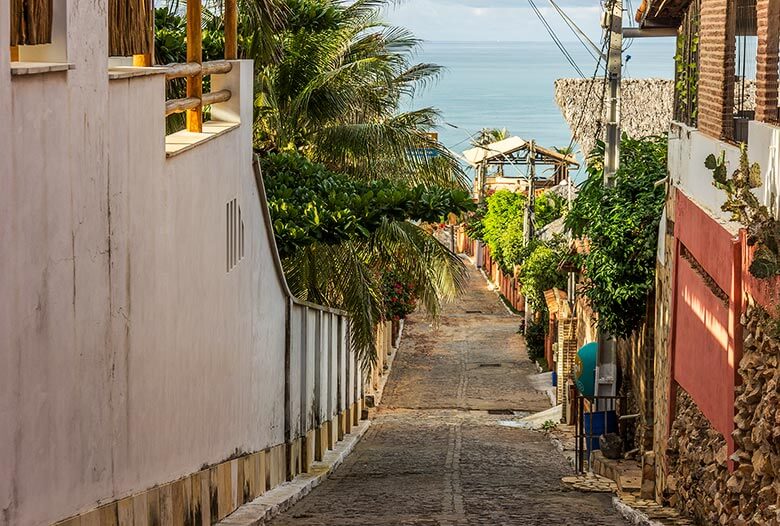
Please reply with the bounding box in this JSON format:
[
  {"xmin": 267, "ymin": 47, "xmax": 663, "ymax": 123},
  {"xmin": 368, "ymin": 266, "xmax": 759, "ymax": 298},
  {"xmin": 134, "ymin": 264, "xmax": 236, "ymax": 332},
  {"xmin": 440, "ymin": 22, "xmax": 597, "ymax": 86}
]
[
  {"xmin": 547, "ymin": 0, "xmax": 605, "ymax": 65},
  {"xmin": 527, "ymin": 0, "xmax": 588, "ymax": 78},
  {"xmin": 561, "ymin": 28, "xmax": 612, "ymax": 169}
]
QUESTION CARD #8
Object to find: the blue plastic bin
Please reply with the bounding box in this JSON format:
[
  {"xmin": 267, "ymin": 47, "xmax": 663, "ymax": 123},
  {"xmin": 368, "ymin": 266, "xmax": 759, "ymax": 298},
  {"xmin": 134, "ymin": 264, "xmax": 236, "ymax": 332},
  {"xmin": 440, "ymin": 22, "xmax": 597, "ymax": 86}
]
[{"xmin": 583, "ymin": 410, "xmax": 618, "ymax": 452}]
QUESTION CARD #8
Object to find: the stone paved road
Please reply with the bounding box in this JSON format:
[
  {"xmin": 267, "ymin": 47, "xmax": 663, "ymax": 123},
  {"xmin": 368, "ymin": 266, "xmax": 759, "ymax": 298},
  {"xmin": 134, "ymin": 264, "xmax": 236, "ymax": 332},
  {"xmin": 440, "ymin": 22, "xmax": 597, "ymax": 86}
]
[{"xmin": 270, "ymin": 259, "xmax": 627, "ymax": 526}]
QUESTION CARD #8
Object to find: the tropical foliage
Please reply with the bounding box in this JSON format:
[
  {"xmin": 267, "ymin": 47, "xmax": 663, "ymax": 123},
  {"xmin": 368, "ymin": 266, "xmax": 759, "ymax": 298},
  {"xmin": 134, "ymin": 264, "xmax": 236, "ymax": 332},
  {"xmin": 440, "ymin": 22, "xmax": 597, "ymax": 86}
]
[
  {"xmin": 467, "ymin": 189, "xmax": 566, "ymax": 273},
  {"xmin": 566, "ymin": 136, "xmax": 667, "ymax": 337},
  {"xmin": 707, "ymin": 146, "xmax": 780, "ymax": 280},
  {"xmin": 252, "ymin": 0, "xmax": 465, "ymax": 187},
  {"xmin": 517, "ymin": 236, "xmax": 568, "ymax": 313},
  {"xmin": 243, "ymin": 0, "xmax": 469, "ymax": 365},
  {"xmin": 262, "ymin": 152, "xmax": 474, "ymax": 258}
]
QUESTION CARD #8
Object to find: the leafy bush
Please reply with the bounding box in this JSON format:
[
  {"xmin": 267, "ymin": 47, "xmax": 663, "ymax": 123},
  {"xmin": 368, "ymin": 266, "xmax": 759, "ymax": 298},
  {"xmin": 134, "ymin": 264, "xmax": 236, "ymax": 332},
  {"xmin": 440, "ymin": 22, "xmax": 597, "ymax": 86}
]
[
  {"xmin": 467, "ymin": 189, "xmax": 567, "ymax": 272},
  {"xmin": 534, "ymin": 191, "xmax": 566, "ymax": 229},
  {"xmin": 262, "ymin": 152, "xmax": 476, "ymax": 257},
  {"xmin": 517, "ymin": 237, "xmax": 568, "ymax": 313},
  {"xmin": 566, "ymin": 136, "xmax": 667, "ymax": 337},
  {"xmin": 482, "ymin": 191, "xmax": 526, "ymax": 271},
  {"xmin": 381, "ymin": 270, "xmax": 418, "ymax": 321},
  {"xmin": 525, "ymin": 317, "xmax": 547, "ymax": 363}
]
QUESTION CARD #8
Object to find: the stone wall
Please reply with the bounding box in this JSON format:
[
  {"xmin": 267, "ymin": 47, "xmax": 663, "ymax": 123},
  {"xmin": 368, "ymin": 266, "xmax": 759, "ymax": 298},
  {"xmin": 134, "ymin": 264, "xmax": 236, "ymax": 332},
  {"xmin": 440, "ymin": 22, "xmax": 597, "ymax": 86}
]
[
  {"xmin": 653, "ymin": 193, "xmax": 677, "ymax": 502},
  {"xmin": 666, "ymin": 388, "xmax": 730, "ymax": 524},
  {"xmin": 725, "ymin": 300, "xmax": 780, "ymax": 525},
  {"xmin": 554, "ymin": 79, "xmax": 674, "ymax": 157},
  {"xmin": 665, "ymin": 300, "xmax": 780, "ymax": 525},
  {"xmin": 616, "ymin": 303, "xmax": 655, "ymax": 455}
]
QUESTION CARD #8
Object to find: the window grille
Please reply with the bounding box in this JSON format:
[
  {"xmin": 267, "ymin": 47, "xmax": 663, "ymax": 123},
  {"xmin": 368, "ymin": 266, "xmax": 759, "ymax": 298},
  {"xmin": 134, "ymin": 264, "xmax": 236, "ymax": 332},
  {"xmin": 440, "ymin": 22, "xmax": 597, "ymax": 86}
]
[
  {"xmin": 732, "ymin": 0, "xmax": 757, "ymax": 144},
  {"xmin": 226, "ymin": 198, "xmax": 245, "ymax": 272},
  {"xmin": 673, "ymin": 0, "xmax": 700, "ymax": 127}
]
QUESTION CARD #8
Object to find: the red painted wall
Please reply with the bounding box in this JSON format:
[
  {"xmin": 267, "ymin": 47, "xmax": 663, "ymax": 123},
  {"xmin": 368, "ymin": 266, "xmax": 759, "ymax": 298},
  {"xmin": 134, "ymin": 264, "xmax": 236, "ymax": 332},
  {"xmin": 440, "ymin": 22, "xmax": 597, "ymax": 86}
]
[
  {"xmin": 671, "ymin": 190, "xmax": 742, "ymax": 451},
  {"xmin": 740, "ymin": 230, "xmax": 780, "ymax": 309},
  {"xmin": 675, "ymin": 190, "xmax": 735, "ymax": 293},
  {"xmin": 673, "ymin": 260, "xmax": 736, "ymax": 443}
]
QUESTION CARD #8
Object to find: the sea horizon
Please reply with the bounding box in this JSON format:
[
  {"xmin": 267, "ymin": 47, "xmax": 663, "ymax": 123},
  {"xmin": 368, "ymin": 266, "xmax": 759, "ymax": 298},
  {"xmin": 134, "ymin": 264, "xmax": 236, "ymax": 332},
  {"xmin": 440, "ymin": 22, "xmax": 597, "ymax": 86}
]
[{"xmin": 406, "ymin": 39, "xmax": 676, "ymax": 177}]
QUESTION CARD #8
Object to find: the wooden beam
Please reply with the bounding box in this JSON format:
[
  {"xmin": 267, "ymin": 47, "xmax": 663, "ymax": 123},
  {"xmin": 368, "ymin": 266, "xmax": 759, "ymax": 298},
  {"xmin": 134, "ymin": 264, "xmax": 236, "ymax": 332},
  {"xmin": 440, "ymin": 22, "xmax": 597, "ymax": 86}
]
[
  {"xmin": 166, "ymin": 90, "xmax": 231, "ymax": 116},
  {"xmin": 225, "ymin": 0, "xmax": 238, "ymax": 60},
  {"xmin": 10, "ymin": 46, "xmax": 19, "ymax": 62},
  {"xmin": 165, "ymin": 60, "xmax": 232, "ymax": 80},
  {"xmin": 166, "ymin": 97, "xmax": 201, "ymax": 116},
  {"xmin": 186, "ymin": 0, "xmax": 203, "ymax": 132},
  {"xmin": 202, "ymin": 89, "xmax": 232, "ymax": 106}
]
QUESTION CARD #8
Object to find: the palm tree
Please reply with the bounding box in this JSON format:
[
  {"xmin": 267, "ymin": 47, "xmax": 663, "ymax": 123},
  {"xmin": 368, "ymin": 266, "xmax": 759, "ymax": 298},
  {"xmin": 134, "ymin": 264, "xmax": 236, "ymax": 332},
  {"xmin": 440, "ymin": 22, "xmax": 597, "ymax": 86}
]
[
  {"xmin": 253, "ymin": 0, "xmax": 466, "ymax": 188},
  {"xmin": 249, "ymin": 0, "xmax": 469, "ymax": 364}
]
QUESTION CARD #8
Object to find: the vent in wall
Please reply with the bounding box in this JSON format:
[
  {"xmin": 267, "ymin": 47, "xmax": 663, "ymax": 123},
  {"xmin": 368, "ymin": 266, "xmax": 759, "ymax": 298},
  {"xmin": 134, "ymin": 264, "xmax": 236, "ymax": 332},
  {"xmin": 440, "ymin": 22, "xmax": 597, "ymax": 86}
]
[{"xmin": 227, "ymin": 198, "xmax": 245, "ymax": 272}]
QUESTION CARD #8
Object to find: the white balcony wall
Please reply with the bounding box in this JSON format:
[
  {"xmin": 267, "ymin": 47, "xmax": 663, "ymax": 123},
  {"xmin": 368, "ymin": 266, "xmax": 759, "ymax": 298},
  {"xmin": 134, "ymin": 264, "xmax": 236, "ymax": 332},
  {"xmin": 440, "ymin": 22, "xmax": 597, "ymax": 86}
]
[
  {"xmin": 668, "ymin": 122, "xmax": 742, "ymax": 233},
  {"xmin": 747, "ymin": 121, "xmax": 780, "ymax": 219},
  {"xmin": 1, "ymin": 9, "xmax": 363, "ymax": 519}
]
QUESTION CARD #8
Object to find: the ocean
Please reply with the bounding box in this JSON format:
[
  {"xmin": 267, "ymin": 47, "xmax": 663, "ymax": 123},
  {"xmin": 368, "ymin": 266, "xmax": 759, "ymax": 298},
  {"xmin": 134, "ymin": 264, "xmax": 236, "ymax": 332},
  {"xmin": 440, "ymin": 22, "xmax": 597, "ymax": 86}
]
[{"xmin": 407, "ymin": 40, "xmax": 676, "ymax": 166}]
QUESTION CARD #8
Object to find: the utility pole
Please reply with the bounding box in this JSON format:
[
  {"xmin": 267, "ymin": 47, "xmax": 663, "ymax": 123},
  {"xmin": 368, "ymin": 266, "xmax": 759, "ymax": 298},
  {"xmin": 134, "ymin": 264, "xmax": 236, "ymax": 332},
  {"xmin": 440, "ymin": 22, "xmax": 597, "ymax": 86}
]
[
  {"xmin": 475, "ymin": 161, "xmax": 487, "ymax": 268},
  {"xmin": 523, "ymin": 141, "xmax": 536, "ymax": 244},
  {"xmin": 523, "ymin": 141, "xmax": 536, "ymax": 332},
  {"xmin": 597, "ymin": 0, "xmax": 622, "ymax": 403},
  {"xmin": 604, "ymin": 0, "xmax": 622, "ymax": 187}
]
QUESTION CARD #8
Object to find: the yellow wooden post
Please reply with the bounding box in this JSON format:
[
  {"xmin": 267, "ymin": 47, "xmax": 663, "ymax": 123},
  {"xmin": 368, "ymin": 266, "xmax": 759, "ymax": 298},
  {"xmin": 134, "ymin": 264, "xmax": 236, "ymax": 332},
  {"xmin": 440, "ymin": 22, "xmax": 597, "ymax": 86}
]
[
  {"xmin": 225, "ymin": 0, "xmax": 238, "ymax": 60},
  {"xmin": 132, "ymin": 54, "xmax": 151, "ymax": 66},
  {"xmin": 186, "ymin": 0, "xmax": 203, "ymax": 132}
]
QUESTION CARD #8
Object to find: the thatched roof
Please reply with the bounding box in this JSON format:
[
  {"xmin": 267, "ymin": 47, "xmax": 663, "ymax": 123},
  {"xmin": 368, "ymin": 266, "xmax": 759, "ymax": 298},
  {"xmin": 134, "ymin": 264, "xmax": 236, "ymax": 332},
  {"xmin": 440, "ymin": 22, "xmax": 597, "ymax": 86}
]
[
  {"xmin": 10, "ymin": 0, "xmax": 53, "ymax": 46},
  {"xmin": 109, "ymin": 0, "xmax": 154, "ymax": 57}
]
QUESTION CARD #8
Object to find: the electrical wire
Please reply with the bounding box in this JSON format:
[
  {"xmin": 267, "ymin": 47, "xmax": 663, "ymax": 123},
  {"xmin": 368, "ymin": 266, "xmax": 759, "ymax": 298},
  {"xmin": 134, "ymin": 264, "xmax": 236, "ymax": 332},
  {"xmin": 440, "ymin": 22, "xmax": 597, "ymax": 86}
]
[
  {"xmin": 560, "ymin": 25, "xmax": 612, "ymax": 173},
  {"xmin": 547, "ymin": 0, "xmax": 605, "ymax": 65},
  {"xmin": 527, "ymin": 0, "xmax": 588, "ymax": 78}
]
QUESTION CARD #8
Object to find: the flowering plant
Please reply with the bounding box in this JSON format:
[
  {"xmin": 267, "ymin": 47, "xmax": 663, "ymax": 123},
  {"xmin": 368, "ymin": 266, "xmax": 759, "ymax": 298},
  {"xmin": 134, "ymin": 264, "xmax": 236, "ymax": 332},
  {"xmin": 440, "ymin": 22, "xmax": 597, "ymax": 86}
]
[{"xmin": 381, "ymin": 270, "xmax": 418, "ymax": 321}]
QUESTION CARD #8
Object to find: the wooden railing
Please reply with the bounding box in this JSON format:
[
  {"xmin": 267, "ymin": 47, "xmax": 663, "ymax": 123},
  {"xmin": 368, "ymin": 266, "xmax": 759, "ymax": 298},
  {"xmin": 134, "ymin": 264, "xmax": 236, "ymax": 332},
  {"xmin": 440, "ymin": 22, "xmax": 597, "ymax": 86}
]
[
  {"xmin": 164, "ymin": 60, "xmax": 233, "ymax": 117},
  {"xmin": 163, "ymin": 0, "xmax": 238, "ymax": 133}
]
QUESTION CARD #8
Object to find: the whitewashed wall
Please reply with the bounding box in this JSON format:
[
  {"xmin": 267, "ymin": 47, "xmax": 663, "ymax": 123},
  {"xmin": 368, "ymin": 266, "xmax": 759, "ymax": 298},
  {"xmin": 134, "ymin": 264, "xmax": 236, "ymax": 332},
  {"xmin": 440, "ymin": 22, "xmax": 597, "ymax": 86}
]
[
  {"xmin": 667, "ymin": 122, "xmax": 746, "ymax": 233},
  {"xmin": 0, "ymin": 8, "xmax": 361, "ymax": 523}
]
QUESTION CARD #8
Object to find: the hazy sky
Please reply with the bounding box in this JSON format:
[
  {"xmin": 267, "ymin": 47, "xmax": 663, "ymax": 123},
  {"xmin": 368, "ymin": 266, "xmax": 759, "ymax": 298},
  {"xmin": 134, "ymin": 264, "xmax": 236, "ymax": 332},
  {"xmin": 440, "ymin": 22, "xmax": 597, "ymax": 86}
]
[{"xmin": 385, "ymin": 1, "xmax": 606, "ymax": 43}]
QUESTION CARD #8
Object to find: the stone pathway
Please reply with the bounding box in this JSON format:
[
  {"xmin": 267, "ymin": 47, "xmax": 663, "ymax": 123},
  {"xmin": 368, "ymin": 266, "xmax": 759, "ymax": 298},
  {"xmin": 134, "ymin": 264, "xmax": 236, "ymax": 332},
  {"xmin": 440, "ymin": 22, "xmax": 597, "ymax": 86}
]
[{"xmin": 268, "ymin": 259, "xmax": 628, "ymax": 525}]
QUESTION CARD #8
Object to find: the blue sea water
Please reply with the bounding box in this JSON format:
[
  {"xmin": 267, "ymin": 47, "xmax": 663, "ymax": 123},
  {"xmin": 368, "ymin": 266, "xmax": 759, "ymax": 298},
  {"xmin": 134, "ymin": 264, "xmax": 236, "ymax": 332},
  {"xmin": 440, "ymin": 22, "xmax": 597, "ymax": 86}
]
[{"xmin": 406, "ymin": 40, "xmax": 676, "ymax": 162}]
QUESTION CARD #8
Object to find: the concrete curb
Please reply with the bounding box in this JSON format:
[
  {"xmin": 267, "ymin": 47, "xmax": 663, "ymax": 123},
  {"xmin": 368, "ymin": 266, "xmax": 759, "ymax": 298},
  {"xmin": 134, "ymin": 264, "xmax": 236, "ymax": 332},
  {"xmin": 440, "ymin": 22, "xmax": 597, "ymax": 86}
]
[
  {"xmin": 612, "ymin": 497, "xmax": 665, "ymax": 526},
  {"xmin": 217, "ymin": 420, "xmax": 371, "ymax": 526}
]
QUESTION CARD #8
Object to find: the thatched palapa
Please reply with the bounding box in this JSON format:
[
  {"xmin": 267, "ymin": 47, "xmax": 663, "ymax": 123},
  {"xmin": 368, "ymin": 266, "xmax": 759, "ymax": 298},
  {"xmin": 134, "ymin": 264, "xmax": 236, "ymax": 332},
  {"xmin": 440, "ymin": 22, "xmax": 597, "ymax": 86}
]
[
  {"xmin": 10, "ymin": 0, "xmax": 53, "ymax": 46},
  {"xmin": 109, "ymin": 0, "xmax": 154, "ymax": 57}
]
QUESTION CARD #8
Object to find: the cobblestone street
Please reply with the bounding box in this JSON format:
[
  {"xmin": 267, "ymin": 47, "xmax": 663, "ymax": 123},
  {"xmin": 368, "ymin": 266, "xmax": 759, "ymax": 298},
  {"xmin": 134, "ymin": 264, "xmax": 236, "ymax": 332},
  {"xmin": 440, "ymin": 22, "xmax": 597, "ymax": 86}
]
[{"xmin": 270, "ymin": 260, "xmax": 628, "ymax": 525}]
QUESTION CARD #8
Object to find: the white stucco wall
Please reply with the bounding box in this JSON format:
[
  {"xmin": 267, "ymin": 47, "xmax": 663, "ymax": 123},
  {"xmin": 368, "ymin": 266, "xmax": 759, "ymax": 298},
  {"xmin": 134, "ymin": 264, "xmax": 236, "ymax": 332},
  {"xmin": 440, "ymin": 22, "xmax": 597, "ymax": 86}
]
[
  {"xmin": 2, "ymin": 1, "xmax": 366, "ymax": 521},
  {"xmin": 747, "ymin": 121, "xmax": 780, "ymax": 219},
  {"xmin": 107, "ymin": 59, "xmax": 289, "ymax": 495},
  {"xmin": 668, "ymin": 121, "xmax": 780, "ymax": 229},
  {"xmin": 1, "ymin": 51, "xmax": 297, "ymax": 523},
  {"xmin": 667, "ymin": 122, "xmax": 742, "ymax": 233}
]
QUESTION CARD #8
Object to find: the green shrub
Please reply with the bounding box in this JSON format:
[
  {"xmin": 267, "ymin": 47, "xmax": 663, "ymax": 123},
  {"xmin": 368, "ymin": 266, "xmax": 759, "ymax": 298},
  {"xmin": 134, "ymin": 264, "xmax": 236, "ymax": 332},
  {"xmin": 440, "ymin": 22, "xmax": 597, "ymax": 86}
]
[
  {"xmin": 262, "ymin": 152, "xmax": 475, "ymax": 257},
  {"xmin": 565, "ymin": 136, "xmax": 667, "ymax": 337},
  {"xmin": 525, "ymin": 317, "xmax": 547, "ymax": 363},
  {"xmin": 517, "ymin": 237, "xmax": 568, "ymax": 313}
]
